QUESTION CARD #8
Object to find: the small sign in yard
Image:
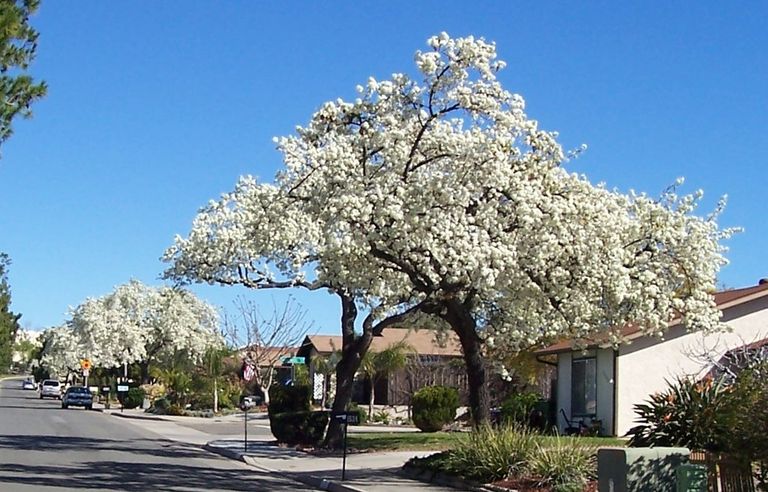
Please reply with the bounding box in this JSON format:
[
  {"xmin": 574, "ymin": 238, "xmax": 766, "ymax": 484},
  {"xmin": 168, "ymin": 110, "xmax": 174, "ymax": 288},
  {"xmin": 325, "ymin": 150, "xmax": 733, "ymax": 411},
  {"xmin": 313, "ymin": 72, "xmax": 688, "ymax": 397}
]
[
  {"xmin": 331, "ymin": 411, "xmax": 359, "ymax": 480},
  {"xmin": 332, "ymin": 411, "xmax": 359, "ymax": 425},
  {"xmin": 117, "ymin": 385, "xmax": 129, "ymax": 392}
]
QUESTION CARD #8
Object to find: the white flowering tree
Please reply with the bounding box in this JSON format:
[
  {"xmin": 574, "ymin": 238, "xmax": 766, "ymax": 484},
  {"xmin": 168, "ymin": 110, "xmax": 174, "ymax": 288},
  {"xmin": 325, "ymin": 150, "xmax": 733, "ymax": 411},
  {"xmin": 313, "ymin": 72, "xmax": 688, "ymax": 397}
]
[
  {"xmin": 165, "ymin": 179, "xmax": 424, "ymax": 447},
  {"xmin": 39, "ymin": 326, "xmax": 80, "ymax": 378},
  {"xmin": 272, "ymin": 33, "xmax": 735, "ymax": 424},
  {"xmin": 68, "ymin": 280, "xmax": 222, "ymax": 382},
  {"xmin": 168, "ymin": 33, "xmax": 734, "ymax": 427}
]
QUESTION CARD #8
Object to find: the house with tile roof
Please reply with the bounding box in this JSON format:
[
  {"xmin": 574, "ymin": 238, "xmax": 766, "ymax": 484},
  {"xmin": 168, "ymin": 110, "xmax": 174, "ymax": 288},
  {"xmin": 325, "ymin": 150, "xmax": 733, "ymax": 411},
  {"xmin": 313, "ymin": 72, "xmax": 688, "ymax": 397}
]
[
  {"xmin": 536, "ymin": 280, "xmax": 768, "ymax": 437},
  {"xmin": 297, "ymin": 327, "xmax": 467, "ymax": 406}
]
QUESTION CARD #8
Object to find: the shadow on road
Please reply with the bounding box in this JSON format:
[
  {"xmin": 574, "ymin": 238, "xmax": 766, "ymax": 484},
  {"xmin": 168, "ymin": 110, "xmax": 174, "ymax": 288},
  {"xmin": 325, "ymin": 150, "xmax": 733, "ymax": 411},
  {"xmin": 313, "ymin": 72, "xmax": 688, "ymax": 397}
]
[
  {"xmin": 0, "ymin": 404, "xmax": 62, "ymax": 410},
  {"xmin": 0, "ymin": 435, "xmax": 314, "ymax": 491},
  {"xmin": 0, "ymin": 460, "xmax": 302, "ymax": 491},
  {"xmin": 0, "ymin": 435, "xmax": 207, "ymax": 460}
]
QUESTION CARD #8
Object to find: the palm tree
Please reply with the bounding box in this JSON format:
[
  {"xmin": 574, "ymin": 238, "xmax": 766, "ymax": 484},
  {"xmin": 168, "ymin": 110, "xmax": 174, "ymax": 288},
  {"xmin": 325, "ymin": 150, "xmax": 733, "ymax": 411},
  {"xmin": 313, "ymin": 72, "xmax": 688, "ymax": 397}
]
[
  {"xmin": 359, "ymin": 340, "xmax": 413, "ymax": 418},
  {"xmin": 204, "ymin": 346, "xmax": 233, "ymax": 413}
]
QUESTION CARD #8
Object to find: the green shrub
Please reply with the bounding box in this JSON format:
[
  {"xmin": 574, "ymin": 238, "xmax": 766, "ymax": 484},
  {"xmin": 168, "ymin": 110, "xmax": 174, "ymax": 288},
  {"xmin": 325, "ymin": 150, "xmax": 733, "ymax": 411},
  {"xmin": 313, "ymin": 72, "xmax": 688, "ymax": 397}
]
[
  {"xmin": 500, "ymin": 391, "xmax": 541, "ymax": 426},
  {"xmin": 348, "ymin": 404, "xmax": 367, "ymax": 425},
  {"xmin": 447, "ymin": 424, "xmax": 537, "ymax": 482},
  {"xmin": 626, "ymin": 376, "xmax": 733, "ymax": 451},
  {"xmin": 268, "ymin": 384, "xmax": 310, "ymax": 415},
  {"xmin": 123, "ymin": 387, "xmax": 145, "ymax": 409},
  {"xmin": 412, "ymin": 386, "xmax": 459, "ymax": 432},
  {"xmin": 372, "ymin": 409, "xmax": 390, "ymax": 425},
  {"xmin": 149, "ymin": 396, "xmax": 170, "ymax": 414},
  {"xmin": 526, "ymin": 436, "xmax": 596, "ymax": 492},
  {"xmin": 166, "ymin": 403, "xmax": 184, "ymax": 416},
  {"xmin": 269, "ymin": 410, "xmax": 329, "ymax": 445},
  {"xmin": 726, "ymin": 364, "xmax": 768, "ymax": 487}
]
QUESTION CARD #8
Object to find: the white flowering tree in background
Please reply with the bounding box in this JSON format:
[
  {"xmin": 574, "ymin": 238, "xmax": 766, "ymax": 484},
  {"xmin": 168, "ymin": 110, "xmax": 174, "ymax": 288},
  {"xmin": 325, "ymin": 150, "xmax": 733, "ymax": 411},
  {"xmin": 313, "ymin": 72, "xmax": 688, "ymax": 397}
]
[
  {"xmin": 167, "ymin": 33, "xmax": 734, "ymax": 428},
  {"xmin": 39, "ymin": 326, "xmax": 80, "ymax": 378},
  {"xmin": 67, "ymin": 280, "xmax": 222, "ymax": 382}
]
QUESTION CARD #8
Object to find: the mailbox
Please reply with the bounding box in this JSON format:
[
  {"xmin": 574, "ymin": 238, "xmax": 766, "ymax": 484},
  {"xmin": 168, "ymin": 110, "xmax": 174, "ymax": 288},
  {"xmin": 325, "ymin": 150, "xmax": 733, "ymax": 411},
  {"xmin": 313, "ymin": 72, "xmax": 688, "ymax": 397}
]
[{"xmin": 239, "ymin": 395, "xmax": 262, "ymax": 411}]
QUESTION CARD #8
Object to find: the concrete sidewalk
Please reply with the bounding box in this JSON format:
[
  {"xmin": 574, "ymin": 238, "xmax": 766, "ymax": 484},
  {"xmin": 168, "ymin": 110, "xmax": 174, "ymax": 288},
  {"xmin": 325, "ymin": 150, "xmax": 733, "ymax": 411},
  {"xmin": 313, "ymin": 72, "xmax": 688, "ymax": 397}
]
[
  {"xmin": 99, "ymin": 405, "xmax": 461, "ymax": 491},
  {"xmin": 204, "ymin": 439, "xmax": 458, "ymax": 492}
]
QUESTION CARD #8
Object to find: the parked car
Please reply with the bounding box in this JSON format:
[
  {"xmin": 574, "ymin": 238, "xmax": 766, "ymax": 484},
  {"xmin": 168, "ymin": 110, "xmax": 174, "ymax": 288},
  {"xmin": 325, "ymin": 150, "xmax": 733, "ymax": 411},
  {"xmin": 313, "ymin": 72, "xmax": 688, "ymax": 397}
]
[
  {"xmin": 61, "ymin": 386, "xmax": 93, "ymax": 410},
  {"xmin": 40, "ymin": 379, "xmax": 62, "ymax": 399},
  {"xmin": 21, "ymin": 379, "xmax": 36, "ymax": 390}
]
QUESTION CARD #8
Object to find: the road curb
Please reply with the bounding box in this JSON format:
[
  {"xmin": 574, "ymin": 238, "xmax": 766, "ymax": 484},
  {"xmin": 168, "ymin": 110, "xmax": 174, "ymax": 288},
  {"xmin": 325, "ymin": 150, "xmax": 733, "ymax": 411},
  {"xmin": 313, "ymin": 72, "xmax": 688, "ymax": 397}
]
[
  {"xmin": 108, "ymin": 412, "xmax": 169, "ymax": 422},
  {"xmin": 203, "ymin": 443, "xmax": 366, "ymax": 492}
]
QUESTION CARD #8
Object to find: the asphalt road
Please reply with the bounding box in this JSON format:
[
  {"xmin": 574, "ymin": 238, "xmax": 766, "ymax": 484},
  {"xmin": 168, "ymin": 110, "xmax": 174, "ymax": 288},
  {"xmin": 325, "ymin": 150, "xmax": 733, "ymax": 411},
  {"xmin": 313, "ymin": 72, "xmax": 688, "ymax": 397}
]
[{"xmin": 0, "ymin": 377, "xmax": 317, "ymax": 491}]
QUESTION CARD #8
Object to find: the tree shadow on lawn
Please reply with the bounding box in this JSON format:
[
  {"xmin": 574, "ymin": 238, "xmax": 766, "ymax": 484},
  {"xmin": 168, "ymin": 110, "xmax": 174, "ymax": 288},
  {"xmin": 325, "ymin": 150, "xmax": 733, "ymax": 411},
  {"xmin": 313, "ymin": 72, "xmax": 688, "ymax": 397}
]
[{"xmin": 0, "ymin": 460, "xmax": 303, "ymax": 491}]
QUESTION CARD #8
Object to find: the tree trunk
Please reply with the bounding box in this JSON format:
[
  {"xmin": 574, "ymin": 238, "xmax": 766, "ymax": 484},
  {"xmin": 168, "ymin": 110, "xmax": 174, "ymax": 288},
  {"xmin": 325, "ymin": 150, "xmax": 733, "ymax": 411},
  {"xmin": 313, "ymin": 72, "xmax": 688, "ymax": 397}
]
[
  {"xmin": 139, "ymin": 361, "xmax": 150, "ymax": 384},
  {"xmin": 324, "ymin": 293, "xmax": 372, "ymax": 449},
  {"xmin": 443, "ymin": 299, "xmax": 489, "ymax": 427},
  {"xmin": 257, "ymin": 383, "xmax": 271, "ymax": 406},
  {"xmin": 368, "ymin": 377, "xmax": 375, "ymax": 419},
  {"xmin": 213, "ymin": 378, "xmax": 218, "ymax": 414}
]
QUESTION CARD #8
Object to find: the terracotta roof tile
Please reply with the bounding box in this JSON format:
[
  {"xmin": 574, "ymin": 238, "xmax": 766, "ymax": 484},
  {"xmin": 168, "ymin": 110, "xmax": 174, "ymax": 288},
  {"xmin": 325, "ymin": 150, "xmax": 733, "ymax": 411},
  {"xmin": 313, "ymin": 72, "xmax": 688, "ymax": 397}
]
[{"xmin": 306, "ymin": 328, "xmax": 462, "ymax": 357}]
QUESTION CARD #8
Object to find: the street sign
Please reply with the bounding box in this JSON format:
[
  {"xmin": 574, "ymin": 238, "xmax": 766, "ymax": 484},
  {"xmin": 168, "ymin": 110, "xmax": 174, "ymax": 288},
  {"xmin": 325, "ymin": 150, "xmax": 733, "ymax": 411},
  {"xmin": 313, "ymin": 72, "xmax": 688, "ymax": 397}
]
[
  {"xmin": 279, "ymin": 356, "xmax": 306, "ymax": 365},
  {"xmin": 331, "ymin": 411, "xmax": 360, "ymax": 425},
  {"xmin": 82, "ymin": 368, "xmax": 90, "ymax": 378},
  {"xmin": 117, "ymin": 385, "xmax": 129, "ymax": 392},
  {"xmin": 80, "ymin": 359, "xmax": 92, "ymax": 370}
]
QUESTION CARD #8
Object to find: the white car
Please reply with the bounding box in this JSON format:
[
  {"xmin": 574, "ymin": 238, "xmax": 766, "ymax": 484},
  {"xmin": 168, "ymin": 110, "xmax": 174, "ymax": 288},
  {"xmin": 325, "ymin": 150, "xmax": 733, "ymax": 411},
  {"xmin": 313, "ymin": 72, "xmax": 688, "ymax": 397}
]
[
  {"xmin": 22, "ymin": 379, "xmax": 36, "ymax": 390},
  {"xmin": 40, "ymin": 379, "xmax": 62, "ymax": 399}
]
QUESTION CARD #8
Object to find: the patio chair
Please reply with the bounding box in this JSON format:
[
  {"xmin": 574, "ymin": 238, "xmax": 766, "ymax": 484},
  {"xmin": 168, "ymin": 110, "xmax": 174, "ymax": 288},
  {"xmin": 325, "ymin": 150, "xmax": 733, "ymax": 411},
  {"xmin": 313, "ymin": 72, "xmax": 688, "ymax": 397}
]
[{"xmin": 559, "ymin": 409, "xmax": 583, "ymax": 435}]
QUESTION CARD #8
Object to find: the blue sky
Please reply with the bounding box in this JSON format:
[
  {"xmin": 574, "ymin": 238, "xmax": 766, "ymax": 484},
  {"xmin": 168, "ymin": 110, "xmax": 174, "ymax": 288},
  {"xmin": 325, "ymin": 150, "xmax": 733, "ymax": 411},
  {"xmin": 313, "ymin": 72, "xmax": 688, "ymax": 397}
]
[{"xmin": 1, "ymin": 1, "xmax": 766, "ymax": 335}]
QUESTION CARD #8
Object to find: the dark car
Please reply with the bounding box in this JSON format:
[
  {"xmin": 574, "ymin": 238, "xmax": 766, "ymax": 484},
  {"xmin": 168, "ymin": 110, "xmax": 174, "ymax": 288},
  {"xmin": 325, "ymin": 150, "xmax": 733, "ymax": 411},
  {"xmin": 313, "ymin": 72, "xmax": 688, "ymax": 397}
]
[{"xmin": 61, "ymin": 386, "xmax": 93, "ymax": 410}]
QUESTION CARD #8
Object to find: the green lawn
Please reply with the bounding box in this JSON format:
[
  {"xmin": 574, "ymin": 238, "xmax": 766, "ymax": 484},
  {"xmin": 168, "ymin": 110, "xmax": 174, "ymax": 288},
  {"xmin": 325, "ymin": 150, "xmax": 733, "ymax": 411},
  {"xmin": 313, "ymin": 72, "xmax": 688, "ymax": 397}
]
[
  {"xmin": 347, "ymin": 432, "xmax": 463, "ymax": 451},
  {"xmin": 346, "ymin": 431, "xmax": 627, "ymax": 452}
]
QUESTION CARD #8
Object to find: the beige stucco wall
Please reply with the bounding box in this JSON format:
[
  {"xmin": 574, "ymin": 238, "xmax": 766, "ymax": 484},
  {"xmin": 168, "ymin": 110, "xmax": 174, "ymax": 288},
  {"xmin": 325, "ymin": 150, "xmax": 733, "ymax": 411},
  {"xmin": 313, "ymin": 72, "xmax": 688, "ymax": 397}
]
[
  {"xmin": 595, "ymin": 348, "xmax": 615, "ymax": 435},
  {"xmin": 615, "ymin": 295, "xmax": 768, "ymax": 436}
]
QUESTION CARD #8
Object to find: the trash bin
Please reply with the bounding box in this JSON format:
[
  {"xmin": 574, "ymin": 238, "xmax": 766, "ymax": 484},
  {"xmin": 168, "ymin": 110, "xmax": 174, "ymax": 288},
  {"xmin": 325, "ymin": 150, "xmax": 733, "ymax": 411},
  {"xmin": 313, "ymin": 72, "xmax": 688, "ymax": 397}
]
[{"xmin": 676, "ymin": 463, "xmax": 707, "ymax": 492}]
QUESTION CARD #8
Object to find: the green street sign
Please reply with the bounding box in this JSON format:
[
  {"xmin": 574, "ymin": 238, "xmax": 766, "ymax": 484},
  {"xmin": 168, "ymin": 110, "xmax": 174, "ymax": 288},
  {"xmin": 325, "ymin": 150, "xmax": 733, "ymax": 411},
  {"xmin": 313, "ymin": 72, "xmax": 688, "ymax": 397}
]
[{"xmin": 280, "ymin": 356, "xmax": 306, "ymax": 365}]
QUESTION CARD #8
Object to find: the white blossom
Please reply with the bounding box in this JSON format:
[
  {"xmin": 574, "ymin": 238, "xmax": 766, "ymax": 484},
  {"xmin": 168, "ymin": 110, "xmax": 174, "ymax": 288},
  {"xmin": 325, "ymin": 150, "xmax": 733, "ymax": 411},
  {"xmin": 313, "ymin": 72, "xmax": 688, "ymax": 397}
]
[
  {"xmin": 54, "ymin": 280, "xmax": 222, "ymax": 370},
  {"xmin": 166, "ymin": 33, "xmax": 735, "ymax": 365}
]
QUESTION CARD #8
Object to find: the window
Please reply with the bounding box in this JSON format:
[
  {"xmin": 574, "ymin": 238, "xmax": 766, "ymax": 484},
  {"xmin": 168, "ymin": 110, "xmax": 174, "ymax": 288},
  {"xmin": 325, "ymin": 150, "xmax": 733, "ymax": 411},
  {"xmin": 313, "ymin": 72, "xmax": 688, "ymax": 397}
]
[{"xmin": 571, "ymin": 357, "xmax": 596, "ymax": 416}]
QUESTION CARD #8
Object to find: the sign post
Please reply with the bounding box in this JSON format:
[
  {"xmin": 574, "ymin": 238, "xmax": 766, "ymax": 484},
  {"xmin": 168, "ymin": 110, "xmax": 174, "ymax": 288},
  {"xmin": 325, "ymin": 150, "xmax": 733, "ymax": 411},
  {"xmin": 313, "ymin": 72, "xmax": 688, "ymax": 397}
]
[
  {"xmin": 102, "ymin": 386, "xmax": 111, "ymax": 409},
  {"xmin": 80, "ymin": 359, "xmax": 92, "ymax": 387},
  {"xmin": 331, "ymin": 411, "xmax": 359, "ymax": 480},
  {"xmin": 117, "ymin": 382, "xmax": 129, "ymax": 413},
  {"xmin": 241, "ymin": 360, "xmax": 257, "ymax": 453}
]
